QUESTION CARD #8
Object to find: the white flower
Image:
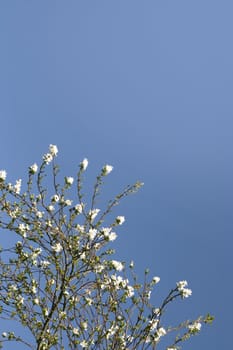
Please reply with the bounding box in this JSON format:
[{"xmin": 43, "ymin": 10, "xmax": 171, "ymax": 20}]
[
  {"xmin": 36, "ymin": 211, "xmax": 44, "ymax": 218},
  {"xmin": 64, "ymin": 290, "xmax": 70, "ymax": 297},
  {"xmin": 2, "ymin": 332, "xmax": 8, "ymax": 338},
  {"xmin": 9, "ymin": 284, "xmax": 18, "ymax": 292},
  {"xmin": 177, "ymin": 280, "xmax": 188, "ymax": 289},
  {"xmin": 149, "ymin": 319, "xmax": 159, "ymax": 331},
  {"xmin": 48, "ymin": 205, "xmax": 55, "ymax": 212},
  {"xmin": 88, "ymin": 228, "xmax": 97, "ymax": 241},
  {"xmin": 0, "ymin": 170, "xmax": 7, "ymax": 181},
  {"xmin": 111, "ymin": 260, "xmax": 124, "ymax": 271},
  {"xmin": 43, "ymin": 308, "xmax": 49, "ymax": 316},
  {"xmin": 153, "ymin": 276, "xmax": 160, "ymax": 284},
  {"xmin": 51, "ymin": 194, "xmax": 60, "ymax": 203},
  {"xmin": 109, "ymin": 231, "xmax": 117, "ymax": 241},
  {"xmin": 76, "ymin": 224, "xmax": 85, "ymax": 233},
  {"xmin": 14, "ymin": 179, "xmax": 22, "ymax": 194},
  {"xmin": 51, "ymin": 242, "xmax": 63, "ymax": 253},
  {"xmin": 181, "ymin": 288, "xmax": 192, "ymax": 298},
  {"xmin": 64, "ymin": 199, "xmax": 72, "ymax": 206},
  {"xmin": 129, "ymin": 260, "xmax": 134, "ymax": 268},
  {"xmin": 46, "ymin": 220, "xmax": 53, "ymax": 228},
  {"xmin": 157, "ymin": 327, "xmax": 166, "ymax": 338},
  {"xmin": 80, "ymin": 340, "xmax": 88, "ymax": 348},
  {"xmin": 102, "ymin": 164, "xmax": 113, "ymax": 176},
  {"xmin": 85, "ymin": 296, "xmax": 93, "ymax": 305},
  {"xmin": 33, "ymin": 298, "xmax": 39, "ymax": 305},
  {"xmin": 32, "ymin": 286, "xmax": 37, "ymax": 294},
  {"xmin": 153, "ymin": 308, "xmax": 161, "ymax": 316},
  {"xmin": 80, "ymin": 252, "xmax": 86, "ymax": 260},
  {"xmin": 65, "ymin": 176, "xmax": 74, "ymax": 185},
  {"xmin": 49, "ymin": 144, "xmax": 58, "ymax": 157},
  {"xmin": 101, "ymin": 227, "xmax": 111, "ymax": 236},
  {"xmin": 101, "ymin": 227, "xmax": 117, "ymax": 241},
  {"xmin": 73, "ymin": 328, "xmax": 79, "ymax": 336},
  {"xmin": 80, "ymin": 158, "xmax": 88, "ymax": 171},
  {"xmin": 31, "ymin": 248, "xmax": 42, "ymax": 259},
  {"xmin": 115, "ymin": 216, "xmax": 125, "ymax": 225},
  {"xmin": 59, "ymin": 311, "xmax": 67, "ymax": 319},
  {"xmin": 18, "ymin": 223, "xmax": 29, "ymax": 237},
  {"xmin": 36, "ymin": 193, "xmax": 42, "ymax": 200},
  {"xmin": 177, "ymin": 280, "xmax": 192, "ymax": 298},
  {"xmin": 17, "ymin": 295, "xmax": 24, "ymax": 305},
  {"xmin": 7, "ymin": 183, "xmax": 13, "ymax": 191},
  {"xmin": 74, "ymin": 204, "xmax": 83, "ymax": 214},
  {"xmin": 188, "ymin": 322, "xmax": 202, "ymax": 332},
  {"xmin": 126, "ymin": 285, "xmax": 134, "ymax": 297},
  {"xmin": 43, "ymin": 153, "xmax": 53, "ymax": 164},
  {"xmin": 81, "ymin": 321, "xmax": 88, "ymax": 330},
  {"xmin": 29, "ymin": 163, "xmax": 38, "ymax": 174},
  {"xmin": 88, "ymin": 208, "xmax": 100, "ymax": 221},
  {"xmin": 32, "ymin": 259, "xmax": 38, "ymax": 266},
  {"xmin": 95, "ymin": 264, "xmax": 105, "ymax": 273},
  {"xmin": 106, "ymin": 324, "xmax": 119, "ymax": 339},
  {"xmin": 40, "ymin": 260, "xmax": 50, "ymax": 268}
]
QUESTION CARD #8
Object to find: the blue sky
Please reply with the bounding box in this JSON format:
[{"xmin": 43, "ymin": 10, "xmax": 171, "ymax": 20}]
[{"xmin": 0, "ymin": 1, "xmax": 233, "ymax": 349}]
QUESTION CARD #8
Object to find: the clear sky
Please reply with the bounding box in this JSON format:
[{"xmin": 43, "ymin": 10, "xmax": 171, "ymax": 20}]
[{"xmin": 0, "ymin": 1, "xmax": 232, "ymax": 349}]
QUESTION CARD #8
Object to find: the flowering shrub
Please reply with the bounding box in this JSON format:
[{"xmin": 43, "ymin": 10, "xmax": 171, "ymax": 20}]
[{"xmin": 0, "ymin": 145, "xmax": 213, "ymax": 349}]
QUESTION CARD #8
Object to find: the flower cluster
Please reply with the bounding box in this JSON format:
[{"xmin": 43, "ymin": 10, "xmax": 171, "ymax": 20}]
[
  {"xmin": 0, "ymin": 145, "xmax": 213, "ymax": 349},
  {"xmin": 177, "ymin": 280, "xmax": 192, "ymax": 298},
  {"xmin": 42, "ymin": 144, "xmax": 58, "ymax": 164}
]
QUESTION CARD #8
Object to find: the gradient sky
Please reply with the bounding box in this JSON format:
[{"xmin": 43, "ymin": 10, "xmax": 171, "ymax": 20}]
[{"xmin": 0, "ymin": 1, "xmax": 233, "ymax": 349}]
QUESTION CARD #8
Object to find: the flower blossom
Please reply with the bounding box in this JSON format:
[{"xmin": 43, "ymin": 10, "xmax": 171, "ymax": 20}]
[
  {"xmin": 16, "ymin": 295, "xmax": 24, "ymax": 305},
  {"xmin": 148, "ymin": 319, "xmax": 159, "ymax": 331},
  {"xmin": 18, "ymin": 223, "xmax": 29, "ymax": 237},
  {"xmin": 115, "ymin": 216, "xmax": 125, "ymax": 225},
  {"xmin": 40, "ymin": 260, "xmax": 50, "ymax": 268},
  {"xmin": 72, "ymin": 328, "xmax": 79, "ymax": 336},
  {"xmin": 51, "ymin": 242, "xmax": 63, "ymax": 253},
  {"xmin": 126, "ymin": 285, "xmax": 135, "ymax": 297},
  {"xmin": 101, "ymin": 227, "xmax": 117, "ymax": 241},
  {"xmin": 153, "ymin": 276, "xmax": 160, "ymax": 284},
  {"xmin": 111, "ymin": 260, "xmax": 124, "ymax": 271},
  {"xmin": 49, "ymin": 144, "xmax": 58, "ymax": 157},
  {"xmin": 80, "ymin": 340, "xmax": 88, "ymax": 348},
  {"xmin": 64, "ymin": 199, "xmax": 72, "ymax": 206},
  {"xmin": 14, "ymin": 179, "xmax": 22, "ymax": 194},
  {"xmin": 31, "ymin": 286, "xmax": 37, "ymax": 294},
  {"xmin": 155, "ymin": 327, "xmax": 167, "ymax": 340},
  {"xmin": 33, "ymin": 298, "xmax": 39, "ymax": 305},
  {"xmin": 88, "ymin": 208, "xmax": 100, "ymax": 222},
  {"xmin": 177, "ymin": 280, "xmax": 192, "ymax": 298},
  {"xmin": 88, "ymin": 228, "xmax": 97, "ymax": 241},
  {"xmin": 188, "ymin": 321, "xmax": 202, "ymax": 333},
  {"xmin": 48, "ymin": 205, "xmax": 55, "ymax": 212},
  {"xmin": 0, "ymin": 170, "xmax": 7, "ymax": 181},
  {"xmin": 108, "ymin": 231, "xmax": 117, "ymax": 241},
  {"xmin": 43, "ymin": 153, "xmax": 53, "ymax": 164},
  {"xmin": 29, "ymin": 163, "xmax": 38, "ymax": 174},
  {"xmin": 51, "ymin": 194, "xmax": 60, "ymax": 203},
  {"xmin": 102, "ymin": 164, "xmax": 113, "ymax": 176},
  {"xmin": 80, "ymin": 158, "xmax": 88, "ymax": 171},
  {"xmin": 74, "ymin": 203, "xmax": 83, "ymax": 214},
  {"xmin": 36, "ymin": 211, "xmax": 44, "ymax": 218},
  {"xmin": 65, "ymin": 176, "xmax": 74, "ymax": 185}
]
